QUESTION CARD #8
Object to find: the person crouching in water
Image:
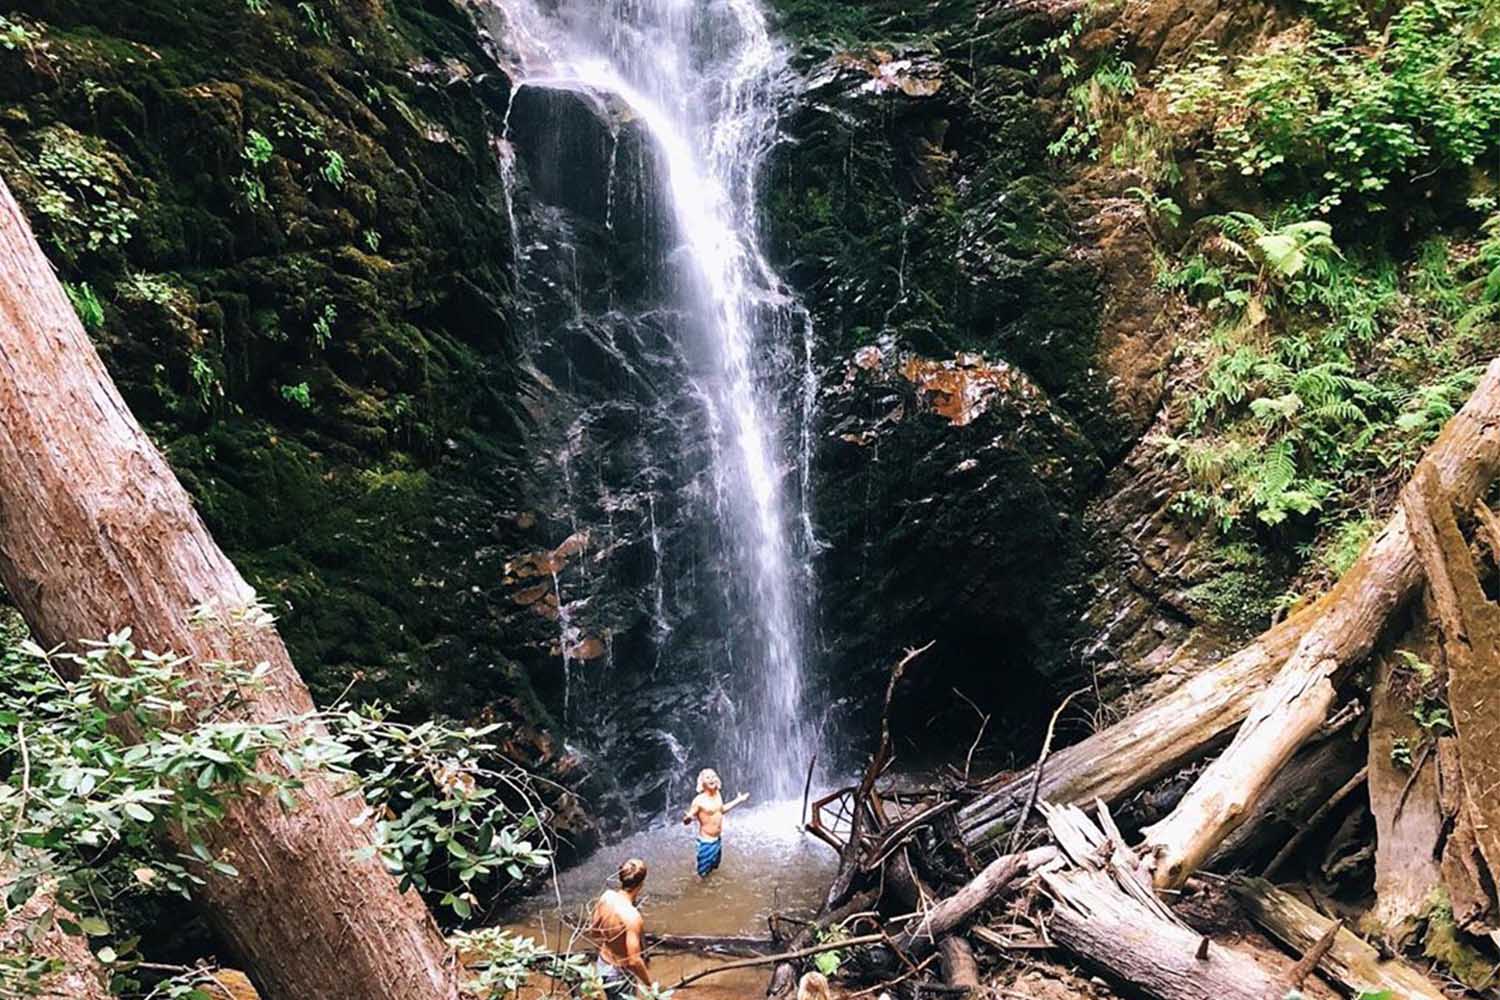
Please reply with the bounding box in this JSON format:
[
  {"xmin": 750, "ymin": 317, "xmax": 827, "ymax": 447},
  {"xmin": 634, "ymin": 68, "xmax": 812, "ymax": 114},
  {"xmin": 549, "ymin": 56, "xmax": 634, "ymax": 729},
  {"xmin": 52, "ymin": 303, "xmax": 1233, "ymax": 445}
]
[
  {"xmin": 682, "ymin": 768, "xmax": 749, "ymax": 878},
  {"xmin": 589, "ymin": 858, "xmax": 653, "ymax": 998}
]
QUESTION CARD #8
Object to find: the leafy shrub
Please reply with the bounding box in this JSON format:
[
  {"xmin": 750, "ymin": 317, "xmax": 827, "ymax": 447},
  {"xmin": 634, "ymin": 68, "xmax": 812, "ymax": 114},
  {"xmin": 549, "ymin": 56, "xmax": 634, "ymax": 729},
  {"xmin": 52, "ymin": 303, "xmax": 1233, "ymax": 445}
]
[
  {"xmin": 0, "ymin": 620, "xmax": 557, "ymax": 987},
  {"xmin": 1159, "ymin": 1, "xmax": 1500, "ymax": 213}
]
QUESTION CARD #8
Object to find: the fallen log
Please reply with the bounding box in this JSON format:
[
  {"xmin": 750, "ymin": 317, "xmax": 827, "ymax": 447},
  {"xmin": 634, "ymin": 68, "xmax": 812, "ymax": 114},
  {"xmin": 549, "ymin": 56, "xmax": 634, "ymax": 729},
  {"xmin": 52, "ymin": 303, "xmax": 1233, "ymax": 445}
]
[
  {"xmin": 1229, "ymin": 878, "xmax": 1447, "ymax": 1000},
  {"xmin": 959, "ymin": 609, "xmax": 1313, "ymax": 848},
  {"xmin": 1039, "ymin": 804, "xmax": 1285, "ymax": 1000},
  {"xmin": 1140, "ymin": 360, "xmax": 1500, "ymax": 889}
]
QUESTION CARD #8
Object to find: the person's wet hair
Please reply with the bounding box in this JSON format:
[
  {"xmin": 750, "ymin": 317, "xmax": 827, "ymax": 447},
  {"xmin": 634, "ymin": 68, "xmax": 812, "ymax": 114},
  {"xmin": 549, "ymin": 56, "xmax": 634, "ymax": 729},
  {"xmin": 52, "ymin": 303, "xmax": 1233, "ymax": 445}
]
[
  {"xmin": 618, "ymin": 857, "xmax": 648, "ymax": 890},
  {"xmin": 696, "ymin": 768, "xmax": 721, "ymax": 793}
]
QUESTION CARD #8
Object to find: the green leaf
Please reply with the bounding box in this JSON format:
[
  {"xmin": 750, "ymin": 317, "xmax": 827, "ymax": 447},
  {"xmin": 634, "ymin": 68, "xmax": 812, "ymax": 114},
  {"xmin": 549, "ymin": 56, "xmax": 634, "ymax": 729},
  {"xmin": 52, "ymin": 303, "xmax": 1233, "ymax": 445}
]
[
  {"xmin": 78, "ymin": 916, "xmax": 110, "ymax": 936},
  {"xmin": 123, "ymin": 802, "xmax": 154, "ymax": 823}
]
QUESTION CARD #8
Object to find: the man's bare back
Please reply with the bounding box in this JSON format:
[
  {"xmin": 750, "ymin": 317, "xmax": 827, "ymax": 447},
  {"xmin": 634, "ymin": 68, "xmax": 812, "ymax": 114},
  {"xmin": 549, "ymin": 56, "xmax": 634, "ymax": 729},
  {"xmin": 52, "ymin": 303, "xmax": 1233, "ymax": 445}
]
[{"xmin": 589, "ymin": 859, "xmax": 651, "ymax": 994}]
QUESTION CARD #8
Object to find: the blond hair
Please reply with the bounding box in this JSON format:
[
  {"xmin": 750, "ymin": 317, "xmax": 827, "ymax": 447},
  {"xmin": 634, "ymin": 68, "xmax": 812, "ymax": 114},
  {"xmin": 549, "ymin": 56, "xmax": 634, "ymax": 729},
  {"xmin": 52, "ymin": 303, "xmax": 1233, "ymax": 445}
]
[
  {"xmin": 618, "ymin": 857, "xmax": 647, "ymax": 891},
  {"xmin": 696, "ymin": 768, "xmax": 721, "ymax": 793},
  {"xmin": 797, "ymin": 971, "xmax": 832, "ymax": 1000}
]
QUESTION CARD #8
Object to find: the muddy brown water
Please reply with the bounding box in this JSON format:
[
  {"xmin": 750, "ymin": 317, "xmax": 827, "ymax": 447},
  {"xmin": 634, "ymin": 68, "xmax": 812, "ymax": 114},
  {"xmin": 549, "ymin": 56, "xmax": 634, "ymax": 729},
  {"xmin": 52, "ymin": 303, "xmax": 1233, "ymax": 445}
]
[{"xmin": 502, "ymin": 800, "xmax": 841, "ymax": 997}]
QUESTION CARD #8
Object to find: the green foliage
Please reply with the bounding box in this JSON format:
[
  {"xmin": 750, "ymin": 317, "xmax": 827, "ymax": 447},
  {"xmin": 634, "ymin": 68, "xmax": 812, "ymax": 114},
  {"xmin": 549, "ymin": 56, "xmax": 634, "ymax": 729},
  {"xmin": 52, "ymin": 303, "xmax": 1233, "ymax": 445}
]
[
  {"xmin": 1047, "ymin": 51, "xmax": 1138, "ymax": 161},
  {"xmin": 28, "ymin": 126, "xmax": 138, "ymax": 259},
  {"xmin": 455, "ymin": 928, "xmax": 603, "ymax": 999},
  {"xmin": 1156, "ymin": 207, "xmax": 1500, "ymax": 544},
  {"xmin": 0, "ymin": 620, "xmax": 555, "ymax": 988},
  {"xmin": 297, "ymin": 2, "xmax": 333, "ymax": 42},
  {"xmin": 311, "ymin": 302, "xmax": 336, "ymax": 349},
  {"xmin": 64, "ymin": 281, "xmax": 105, "ymax": 331},
  {"xmin": 0, "ymin": 14, "xmax": 38, "ymax": 50},
  {"xmin": 1313, "ymin": 516, "xmax": 1377, "ymax": 578},
  {"xmin": 1159, "ymin": 0, "xmax": 1500, "ymax": 213},
  {"xmin": 236, "ymin": 130, "xmax": 274, "ymax": 209},
  {"xmin": 279, "ymin": 382, "xmax": 313, "ymax": 409},
  {"xmin": 244, "ymin": 0, "xmax": 269, "ymax": 13},
  {"xmin": 319, "ymin": 149, "xmax": 346, "ymax": 189}
]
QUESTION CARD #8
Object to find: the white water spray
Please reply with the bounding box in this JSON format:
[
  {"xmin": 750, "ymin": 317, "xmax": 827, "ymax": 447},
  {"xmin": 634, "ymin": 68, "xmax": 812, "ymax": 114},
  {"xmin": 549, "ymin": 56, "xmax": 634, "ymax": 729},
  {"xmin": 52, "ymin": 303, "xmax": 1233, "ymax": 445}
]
[{"xmin": 491, "ymin": 0, "xmax": 817, "ymax": 798}]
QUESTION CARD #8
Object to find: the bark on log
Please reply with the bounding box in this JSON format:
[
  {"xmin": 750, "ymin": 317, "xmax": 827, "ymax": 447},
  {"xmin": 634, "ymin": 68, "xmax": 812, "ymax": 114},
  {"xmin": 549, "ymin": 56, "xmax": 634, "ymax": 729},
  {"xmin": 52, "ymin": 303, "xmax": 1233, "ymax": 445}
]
[
  {"xmin": 1229, "ymin": 878, "xmax": 1447, "ymax": 1000},
  {"xmin": 1139, "ymin": 362, "xmax": 1500, "ymax": 889},
  {"xmin": 0, "ymin": 178, "xmax": 458, "ymax": 998},
  {"xmin": 1403, "ymin": 464, "xmax": 1500, "ymax": 896},
  {"xmin": 959, "ymin": 610, "xmax": 1313, "ymax": 848},
  {"xmin": 1366, "ymin": 623, "xmax": 1443, "ymax": 940},
  {"xmin": 937, "ymin": 936, "xmax": 978, "ymax": 994},
  {"xmin": 0, "ymin": 874, "xmax": 110, "ymax": 1000}
]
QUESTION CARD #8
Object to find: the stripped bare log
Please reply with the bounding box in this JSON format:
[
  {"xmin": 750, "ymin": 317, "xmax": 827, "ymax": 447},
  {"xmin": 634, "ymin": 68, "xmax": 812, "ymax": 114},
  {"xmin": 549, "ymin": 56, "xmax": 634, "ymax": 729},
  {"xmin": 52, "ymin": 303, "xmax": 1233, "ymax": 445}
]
[
  {"xmin": 1230, "ymin": 878, "xmax": 1447, "ymax": 1000},
  {"xmin": 1207, "ymin": 718, "xmax": 1363, "ymax": 867},
  {"xmin": 1139, "ymin": 360, "xmax": 1500, "ymax": 888},
  {"xmin": 1040, "ymin": 804, "xmax": 1283, "ymax": 1000}
]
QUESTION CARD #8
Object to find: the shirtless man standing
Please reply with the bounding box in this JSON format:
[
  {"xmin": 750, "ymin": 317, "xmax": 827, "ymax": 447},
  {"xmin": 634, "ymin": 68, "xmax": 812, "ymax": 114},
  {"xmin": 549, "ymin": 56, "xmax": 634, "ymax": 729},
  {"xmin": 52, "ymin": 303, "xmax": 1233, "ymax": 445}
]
[
  {"xmin": 682, "ymin": 768, "xmax": 749, "ymax": 878},
  {"xmin": 589, "ymin": 858, "xmax": 652, "ymax": 998}
]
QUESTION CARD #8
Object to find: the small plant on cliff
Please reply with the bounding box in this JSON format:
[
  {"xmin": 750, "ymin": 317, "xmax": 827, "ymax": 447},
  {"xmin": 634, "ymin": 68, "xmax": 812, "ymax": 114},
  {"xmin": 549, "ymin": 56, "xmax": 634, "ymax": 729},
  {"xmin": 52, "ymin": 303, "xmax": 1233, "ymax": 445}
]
[
  {"xmin": 319, "ymin": 149, "xmax": 346, "ymax": 189},
  {"xmin": 297, "ymin": 2, "xmax": 333, "ymax": 42},
  {"xmin": 244, "ymin": 0, "xmax": 269, "ymax": 12},
  {"xmin": 279, "ymin": 381, "xmax": 313, "ymax": 409},
  {"xmin": 63, "ymin": 281, "xmax": 105, "ymax": 331},
  {"xmin": 236, "ymin": 129, "xmax": 274, "ymax": 209},
  {"xmin": 311, "ymin": 302, "xmax": 336, "ymax": 349}
]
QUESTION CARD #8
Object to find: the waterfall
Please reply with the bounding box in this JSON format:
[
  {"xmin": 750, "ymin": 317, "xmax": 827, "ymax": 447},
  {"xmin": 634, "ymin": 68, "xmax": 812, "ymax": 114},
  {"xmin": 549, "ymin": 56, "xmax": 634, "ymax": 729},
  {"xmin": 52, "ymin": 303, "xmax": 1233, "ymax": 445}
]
[{"xmin": 491, "ymin": 0, "xmax": 817, "ymax": 800}]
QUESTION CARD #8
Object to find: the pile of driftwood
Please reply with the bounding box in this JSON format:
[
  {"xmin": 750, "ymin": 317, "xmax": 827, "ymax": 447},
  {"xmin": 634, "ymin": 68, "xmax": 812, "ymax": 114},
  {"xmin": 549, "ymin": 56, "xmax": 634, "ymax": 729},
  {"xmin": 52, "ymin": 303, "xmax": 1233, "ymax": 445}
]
[{"xmin": 677, "ymin": 358, "xmax": 1500, "ymax": 999}]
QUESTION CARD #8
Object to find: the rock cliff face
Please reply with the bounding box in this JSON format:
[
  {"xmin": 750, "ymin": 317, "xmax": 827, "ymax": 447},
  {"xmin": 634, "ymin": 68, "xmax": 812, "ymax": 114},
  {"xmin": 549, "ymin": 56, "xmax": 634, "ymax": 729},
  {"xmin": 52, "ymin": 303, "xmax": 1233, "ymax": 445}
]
[{"xmin": 0, "ymin": 0, "xmax": 1276, "ymax": 848}]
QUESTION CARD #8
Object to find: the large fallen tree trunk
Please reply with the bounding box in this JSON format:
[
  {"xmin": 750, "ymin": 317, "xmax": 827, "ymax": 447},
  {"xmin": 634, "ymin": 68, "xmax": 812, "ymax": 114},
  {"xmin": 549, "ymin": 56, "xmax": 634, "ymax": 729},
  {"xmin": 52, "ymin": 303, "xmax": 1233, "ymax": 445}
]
[
  {"xmin": 1139, "ymin": 360, "xmax": 1500, "ymax": 888},
  {"xmin": 0, "ymin": 178, "xmax": 458, "ymax": 998},
  {"xmin": 959, "ymin": 610, "xmax": 1314, "ymax": 848},
  {"xmin": 1229, "ymin": 878, "xmax": 1447, "ymax": 1000}
]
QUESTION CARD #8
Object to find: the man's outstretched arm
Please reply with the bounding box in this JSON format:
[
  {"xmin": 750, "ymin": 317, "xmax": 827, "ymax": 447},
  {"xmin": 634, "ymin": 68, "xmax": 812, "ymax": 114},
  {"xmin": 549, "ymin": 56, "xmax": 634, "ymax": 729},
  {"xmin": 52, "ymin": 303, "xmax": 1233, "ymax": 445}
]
[{"xmin": 724, "ymin": 792, "xmax": 750, "ymax": 812}]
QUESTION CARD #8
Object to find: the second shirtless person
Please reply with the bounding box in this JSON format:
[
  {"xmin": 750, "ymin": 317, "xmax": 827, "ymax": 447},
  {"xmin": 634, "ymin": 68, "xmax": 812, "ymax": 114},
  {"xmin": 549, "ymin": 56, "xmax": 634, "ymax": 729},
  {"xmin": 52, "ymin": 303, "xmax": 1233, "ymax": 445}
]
[{"xmin": 682, "ymin": 767, "xmax": 749, "ymax": 878}]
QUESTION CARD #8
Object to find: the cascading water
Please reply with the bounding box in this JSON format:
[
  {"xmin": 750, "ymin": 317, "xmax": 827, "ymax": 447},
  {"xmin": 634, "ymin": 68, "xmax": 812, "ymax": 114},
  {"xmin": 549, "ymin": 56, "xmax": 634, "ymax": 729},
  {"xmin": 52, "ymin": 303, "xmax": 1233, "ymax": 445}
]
[{"xmin": 489, "ymin": 0, "xmax": 819, "ymax": 800}]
